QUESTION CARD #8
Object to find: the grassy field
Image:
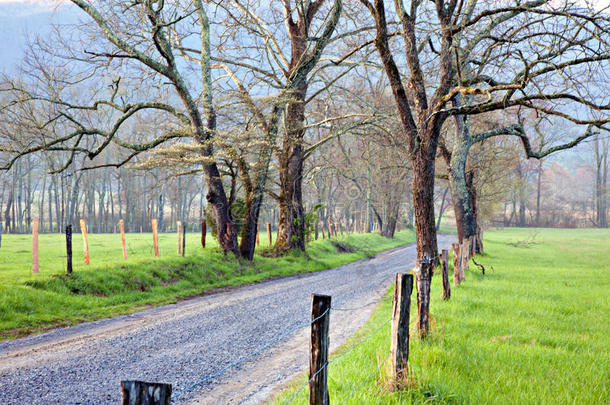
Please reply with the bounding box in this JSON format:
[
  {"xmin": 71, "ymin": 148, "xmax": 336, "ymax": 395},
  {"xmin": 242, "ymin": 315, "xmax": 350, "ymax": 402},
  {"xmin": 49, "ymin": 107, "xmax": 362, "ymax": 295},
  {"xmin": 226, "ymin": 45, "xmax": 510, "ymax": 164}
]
[
  {"xmin": 271, "ymin": 228, "xmax": 610, "ymax": 404},
  {"xmin": 0, "ymin": 229, "xmax": 415, "ymax": 340}
]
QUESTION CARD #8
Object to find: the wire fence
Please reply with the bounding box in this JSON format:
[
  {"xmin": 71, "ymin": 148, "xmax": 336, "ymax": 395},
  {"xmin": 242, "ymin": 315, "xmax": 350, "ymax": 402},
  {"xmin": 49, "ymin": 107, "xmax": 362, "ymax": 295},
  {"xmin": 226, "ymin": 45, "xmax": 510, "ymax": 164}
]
[
  {"xmin": 178, "ymin": 295, "xmax": 394, "ymax": 404},
  {"xmin": 282, "ymin": 315, "xmax": 391, "ymax": 404}
]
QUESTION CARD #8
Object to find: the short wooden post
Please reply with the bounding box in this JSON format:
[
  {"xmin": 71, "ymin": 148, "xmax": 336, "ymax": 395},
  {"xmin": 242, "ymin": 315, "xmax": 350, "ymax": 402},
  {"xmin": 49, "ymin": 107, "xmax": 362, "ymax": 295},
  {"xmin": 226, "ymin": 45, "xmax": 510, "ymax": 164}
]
[
  {"xmin": 415, "ymin": 256, "xmax": 434, "ymax": 337},
  {"xmin": 391, "ymin": 273, "xmax": 413, "ymax": 381},
  {"xmin": 66, "ymin": 225, "xmax": 73, "ymax": 274},
  {"xmin": 119, "ymin": 219, "xmax": 127, "ymax": 260},
  {"xmin": 177, "ymin": 221, "xmax": 182, "ymax": 255},
  {"xmin": 452, "ymin": 243, "xmax": 460, "ymax": 285},
  {"xmin": 80, "ymin": 219, "xmax": 89, "ymax": 265},
  {"xmin": 309, "ymin": 294, "xmax": 331, "ymax": 405},
  {"xmin": 201, "ymin": 220, "xmax": 206, "ymax": 248},
  {"xmin": 32, "ymin": 220, "xmax": 39, "ymax": 274},
  {"xmin": 267, "ymin": 221, "xmax": 272, "ymax": 246},
  {"xmin": 121, "ymin": 380, "xmax": 171, "ymax": 405},
  {"xmin": 460, "ymin": 240, "xmax": 469, "ymax": 280},
  {"xmin": 441, "ymin": 249, "xmax": 450, "ymax": 300},
  {"xmin": 151, "ymin": 219, "xmax": 159, "ymax": 257},
  {"xmin": 182, "ymin": 222, "xmax": 186, "ymax": 257}
]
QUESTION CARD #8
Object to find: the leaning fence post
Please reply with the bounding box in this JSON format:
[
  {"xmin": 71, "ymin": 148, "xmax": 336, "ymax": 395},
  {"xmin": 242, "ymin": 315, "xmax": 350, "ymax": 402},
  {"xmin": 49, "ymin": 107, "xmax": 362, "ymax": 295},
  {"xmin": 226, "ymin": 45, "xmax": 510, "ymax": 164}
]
[
  {"xmin": 309, "ymin": 293, "xmax": 331, "ymax": 405},
  {"xmin": 121, "ymin": 380, "xmax": 171, "ymax": 405},
  {"xmin": 32, "ymin": 220, "xmax": 39, "ymax": 274},
  {"xmin": 391, "ymin": 273, "xmax": 413, "ymax": 382},
  {"xmin": 66, "ymin": 225, "xmax": 72, "ymax": 274},
  {"xmin": 441, "ymin": 249, "xmax": 450, "ymax": 300}
]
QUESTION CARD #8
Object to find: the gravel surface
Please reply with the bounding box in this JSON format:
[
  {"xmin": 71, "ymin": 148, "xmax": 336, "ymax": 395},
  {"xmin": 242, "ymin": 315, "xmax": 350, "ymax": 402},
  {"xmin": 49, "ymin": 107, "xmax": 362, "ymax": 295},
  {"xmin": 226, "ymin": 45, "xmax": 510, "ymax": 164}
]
[{"xmin": 0, "ymin": 235, "xmax": 453, "ymax": 404}]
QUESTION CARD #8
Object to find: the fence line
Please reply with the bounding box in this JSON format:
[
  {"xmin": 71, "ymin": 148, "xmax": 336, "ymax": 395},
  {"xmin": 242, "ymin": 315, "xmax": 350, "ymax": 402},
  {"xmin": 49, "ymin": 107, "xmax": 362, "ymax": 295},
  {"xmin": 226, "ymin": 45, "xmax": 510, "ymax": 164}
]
[
  {"xmin": 283, "ymin": 312, "xmax": 392, "ymax": 404},
  {"xmin": 337, "ymin": 350, "xmax": 391, "ymax": 405}
]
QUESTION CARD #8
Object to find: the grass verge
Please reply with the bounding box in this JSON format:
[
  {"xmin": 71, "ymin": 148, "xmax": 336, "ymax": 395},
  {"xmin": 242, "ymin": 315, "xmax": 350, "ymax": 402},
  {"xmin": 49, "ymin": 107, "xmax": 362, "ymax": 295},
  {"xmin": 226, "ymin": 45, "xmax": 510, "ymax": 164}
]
[
  {"xmin": 0, "ymin": 230, "xmax": 415, "ymax": 340},
  {"xmin": 270, "ymin": 228, "xmax": 610, "ymax": 404}
]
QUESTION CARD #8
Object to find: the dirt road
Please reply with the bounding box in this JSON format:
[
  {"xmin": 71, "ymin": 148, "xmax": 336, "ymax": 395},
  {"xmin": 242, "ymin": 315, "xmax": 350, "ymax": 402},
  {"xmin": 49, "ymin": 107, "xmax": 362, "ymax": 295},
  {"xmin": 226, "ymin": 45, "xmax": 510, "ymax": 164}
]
[{"xmin": 0, "ymin": 235, "xmax": 453, "ymax": 404}]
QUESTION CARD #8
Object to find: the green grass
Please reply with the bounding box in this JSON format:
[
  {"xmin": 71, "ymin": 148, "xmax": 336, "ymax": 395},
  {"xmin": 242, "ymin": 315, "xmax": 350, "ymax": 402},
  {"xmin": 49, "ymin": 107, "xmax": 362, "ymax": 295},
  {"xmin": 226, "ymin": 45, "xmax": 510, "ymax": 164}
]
[
  {"xmin": 271, "ymin": 228, "xmax": 610, "ymax": 404},
  {"xmin": 0, "ymin": 229, "xmax": 415, "ymax": 340}
]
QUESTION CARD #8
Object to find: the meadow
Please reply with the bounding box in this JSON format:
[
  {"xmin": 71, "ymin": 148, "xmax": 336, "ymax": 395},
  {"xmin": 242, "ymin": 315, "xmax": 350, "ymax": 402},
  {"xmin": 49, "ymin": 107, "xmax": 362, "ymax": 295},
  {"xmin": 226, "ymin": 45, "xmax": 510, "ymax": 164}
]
[
  {"xmin": 0, "ymin": 228, "xmax": 415, "ymax": 339},
  {"xmin": 271, "ymin": 228, "xmax": 610, "ymax": 404}
]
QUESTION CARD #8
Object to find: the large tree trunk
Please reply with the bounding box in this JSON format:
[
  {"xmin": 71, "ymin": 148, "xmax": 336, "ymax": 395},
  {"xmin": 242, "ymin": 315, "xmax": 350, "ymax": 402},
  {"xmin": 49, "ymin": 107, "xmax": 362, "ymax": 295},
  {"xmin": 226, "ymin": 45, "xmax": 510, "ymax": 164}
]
[
  {"xmin": 275, "ymin": 76, "xmax": 307, "ymax": 252},
  {"xmin": 412, "ymin": 140, "xmax": 439, "ymax": 338},
  {"xmin": 448, "ymin": 102, "xmax": 477, "ymax": 243}
]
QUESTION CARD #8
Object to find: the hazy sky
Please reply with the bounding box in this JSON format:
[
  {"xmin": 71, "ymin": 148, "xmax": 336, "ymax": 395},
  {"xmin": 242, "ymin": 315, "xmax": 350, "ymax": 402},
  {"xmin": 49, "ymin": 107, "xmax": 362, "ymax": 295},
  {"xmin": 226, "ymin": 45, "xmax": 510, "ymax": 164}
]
[{"xmin": 1, "ymin": 0, "xmax": 608, "ymax": 71}]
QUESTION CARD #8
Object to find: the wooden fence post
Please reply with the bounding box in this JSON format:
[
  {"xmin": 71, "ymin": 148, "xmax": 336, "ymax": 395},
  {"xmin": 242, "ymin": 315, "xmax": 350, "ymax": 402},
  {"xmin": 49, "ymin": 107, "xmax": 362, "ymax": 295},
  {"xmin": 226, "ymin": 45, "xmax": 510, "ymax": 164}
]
[
  {"xmin": 151, "ymin": 219, "xmax": 159, "ymax": 257},
  {"xmin": 441, "ymin": 249, "xmax": 450, "ymax": 300},
  {"xmin": 452, "ymin": 243, "xmax": 460, "ymax": 285},
  {"xmin": 391, "ymin": 273, "xmax": 413, "ymax": 382},
  {"xmin": 309, "ymin": 294, "xmax": 331, "ymax": 405},
  {"xmin": 119, "ymin": 219, "xmax": 127, "ymax": 260},
  {"xmin": 66, "ymin": 225, "xmax": 73, "ymax": 274},
  {"xmin": 80, "ymin": 219, "xmax": 89, "ymax": 265},
  {"xmin": 182, "ymin": 222, "xmax": 186, "ymax": 257},
  {"xmin": 201, "ymin": 220, "xmax": 206, "ymax": 248},
  {"xmin": 177, "ymin": 221, "xmax": 182, "ymax": 255},
  {"xmin": 121, "ymin": 380, "xmax": 171, "ymax": 405},
  {"xmin": 267, "ymin": 222, "xmax": 272, "ymax": 246},
  {"xmin": 460, "ymin": 240, "xmax": 469, "ymax": 280},
  {"xmin": 32, "ymin": 220, "xmax": 39, "ymax": 274},
  {"xmin": 415, "ymin": 256, "xmax": 434, "ymax": 337}
]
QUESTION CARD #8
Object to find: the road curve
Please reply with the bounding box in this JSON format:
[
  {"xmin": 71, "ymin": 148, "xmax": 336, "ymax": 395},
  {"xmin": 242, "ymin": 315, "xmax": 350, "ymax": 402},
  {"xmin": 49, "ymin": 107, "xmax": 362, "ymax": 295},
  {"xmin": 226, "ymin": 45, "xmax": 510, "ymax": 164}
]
[{"xmin": 0, "ymin": 235, "xmax": 454, "ymax": 404}]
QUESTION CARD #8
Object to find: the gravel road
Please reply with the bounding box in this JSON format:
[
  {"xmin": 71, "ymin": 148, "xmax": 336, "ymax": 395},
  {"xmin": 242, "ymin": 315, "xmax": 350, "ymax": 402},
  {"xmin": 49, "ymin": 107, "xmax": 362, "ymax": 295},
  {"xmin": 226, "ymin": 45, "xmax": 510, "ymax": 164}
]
[{"xmin": 0, "ymin": 235, "xmax": 453, "ymax": 404}]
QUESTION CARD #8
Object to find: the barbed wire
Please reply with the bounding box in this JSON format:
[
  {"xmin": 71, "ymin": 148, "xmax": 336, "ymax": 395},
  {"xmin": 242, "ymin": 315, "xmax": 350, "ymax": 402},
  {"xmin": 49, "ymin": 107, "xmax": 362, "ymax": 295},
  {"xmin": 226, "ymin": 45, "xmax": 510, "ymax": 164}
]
[
  {"xmin": 282, "ymin": 317, "xmax": 391, "ymax": 405},
  {"xmin": 331, "ymin": 295, "xmax": 393, "ymax": 311},
  {"xmin": 179, "ymin": 307, "xmax": 331, "ymax": 396},
  {"xmin": 337, "ymin": 350, "xmax": 391, "ymax": 405}
]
